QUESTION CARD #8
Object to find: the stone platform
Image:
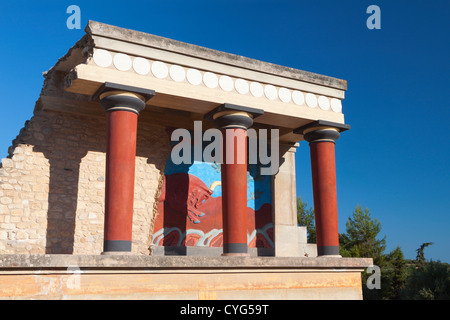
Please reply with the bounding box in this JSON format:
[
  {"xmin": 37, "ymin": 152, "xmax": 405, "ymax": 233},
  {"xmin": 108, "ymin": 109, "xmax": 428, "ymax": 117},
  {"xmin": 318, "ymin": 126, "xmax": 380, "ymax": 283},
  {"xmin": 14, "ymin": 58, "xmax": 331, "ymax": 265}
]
[{"xmin": 0, "ymin": 255, "xmax": 372, "ymax": 300}]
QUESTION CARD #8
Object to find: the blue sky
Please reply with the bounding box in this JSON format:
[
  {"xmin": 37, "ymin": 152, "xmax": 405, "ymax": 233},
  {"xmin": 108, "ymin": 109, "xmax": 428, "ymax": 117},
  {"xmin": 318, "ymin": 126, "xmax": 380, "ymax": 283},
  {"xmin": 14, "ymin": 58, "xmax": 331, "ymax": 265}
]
[{"xmin": 1, "ymin": 1, "xmax": 449, "ymax": 262}]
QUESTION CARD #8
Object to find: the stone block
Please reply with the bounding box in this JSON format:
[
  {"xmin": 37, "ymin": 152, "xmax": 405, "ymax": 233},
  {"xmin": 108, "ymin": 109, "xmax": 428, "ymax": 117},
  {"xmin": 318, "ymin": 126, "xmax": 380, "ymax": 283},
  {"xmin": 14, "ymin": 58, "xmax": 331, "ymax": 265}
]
[
  {"xmin": 1, "ymin": 159, "xmax": 13, "ymax": 168},
  {"xmin": 275, "ymin": 225, "xmax": 300, "ymax": 257}
]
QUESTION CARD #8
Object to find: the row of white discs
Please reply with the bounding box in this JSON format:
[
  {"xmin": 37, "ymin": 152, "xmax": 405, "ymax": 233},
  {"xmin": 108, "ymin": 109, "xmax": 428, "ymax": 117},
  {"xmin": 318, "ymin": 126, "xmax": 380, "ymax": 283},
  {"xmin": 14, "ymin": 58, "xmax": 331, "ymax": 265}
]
[{"xmin": 93, "ymin": 49, "xmax": 342, "ymax": 113}]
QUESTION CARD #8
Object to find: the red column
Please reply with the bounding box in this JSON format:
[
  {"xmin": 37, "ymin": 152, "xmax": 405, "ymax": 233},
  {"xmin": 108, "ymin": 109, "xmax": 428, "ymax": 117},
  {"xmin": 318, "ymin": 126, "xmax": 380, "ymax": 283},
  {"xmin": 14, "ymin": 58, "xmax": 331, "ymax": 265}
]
[
  {"xmin": 95, "ymin": 84, "xmax": 154, "ymax": 254},
  {"xmin": 206, "ymin": 104, "xmax": 264, "ymax": 256},
  {"xmin": 221, "ymin": 128, "xmax": 249, "ymax": 255},
  {"xmin": 295, "ymin": 121, "xmax": 350, "ymax": 257},
  {"xmin": 309, "ymin": 138, "xmax": 340, "ymax": 256},
  {"xmin": 103, "ymin": 110, "xmax": 138, "ymax": 252}
]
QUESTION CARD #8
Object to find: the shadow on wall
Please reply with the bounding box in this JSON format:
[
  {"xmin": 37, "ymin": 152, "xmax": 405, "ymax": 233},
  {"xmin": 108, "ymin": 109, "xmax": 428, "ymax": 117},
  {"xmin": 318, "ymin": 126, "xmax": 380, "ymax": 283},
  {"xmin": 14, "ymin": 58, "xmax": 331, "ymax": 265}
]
[
  {"xmin": 7, "ymin": 109, "xmax": 169, "ymax": 254},
  {"xmin": 30, "ymin": 112, "xmax": 99, "ymax": 254}
]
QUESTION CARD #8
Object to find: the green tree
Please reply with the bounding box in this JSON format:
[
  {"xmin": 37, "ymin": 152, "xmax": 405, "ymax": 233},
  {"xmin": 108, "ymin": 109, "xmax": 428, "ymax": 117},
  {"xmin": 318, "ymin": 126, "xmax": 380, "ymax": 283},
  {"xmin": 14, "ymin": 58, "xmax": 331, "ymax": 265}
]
[
  {"xmin": 339, "ymin": 205, "xmax": 387, "ymax": 299},
  {"xmin": 415, "ymin": 242, "xmax": 434, "ymax": 269},
  {"xmin": 340, "ymin": 205, "xmax": 386, "ymax": 266},
  {"xmin": 296, "ymin": 197, "xmax": 316, "ymax": 243},
  {"xmin": 399, "ymin": 242, "xmax": 450, "ymax": 300},
  {"xmin": 382, "ymin": 246, "xmax": 408, "ymax": 300},
  {"xmin": 401, "ymin": 260, "xmax": 450, "ymax": 300}
]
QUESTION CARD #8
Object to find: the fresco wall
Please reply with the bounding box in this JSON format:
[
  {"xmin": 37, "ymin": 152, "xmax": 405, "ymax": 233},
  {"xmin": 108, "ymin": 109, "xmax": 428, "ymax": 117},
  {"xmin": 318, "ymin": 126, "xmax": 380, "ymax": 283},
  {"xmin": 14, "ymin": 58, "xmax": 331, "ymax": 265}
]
[{"xmin": 152, "ymin": 130, "xmax": 274, "ymax": 250}]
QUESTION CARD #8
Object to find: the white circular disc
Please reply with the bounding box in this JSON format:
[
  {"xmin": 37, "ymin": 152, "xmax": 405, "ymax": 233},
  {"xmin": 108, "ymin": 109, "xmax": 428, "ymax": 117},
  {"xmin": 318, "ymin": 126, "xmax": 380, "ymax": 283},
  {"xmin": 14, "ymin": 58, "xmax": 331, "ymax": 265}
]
[
  {"xmin": 151, "ymin": 61, "xmax": 168, "ymax": 79},
  {"xmin": 132, "ymin": 57, "xmax": 150, "ymax": 75},
  {"xmin": 305, "ymin": 93, "xmax": 318, "ymax": 108},
  {"xmin": 264, "ymin": 85, "xmax": 278, "ymax": 100},
  {"xmin": 187, "ymin": 68, "xmax": 202, "ymax": 85},
  {"xmin": 331, "ymin": 98, "xmax": 342, "ymax": 113},
  {"xmin": 318, "ymin": 96, "xmax": 330, "ymax": 111},
  {"xmin": 203, "ymin": 72, "xmax": 218, "ymax": 89},
  {"xmin": 292, "ymin": 90, "xmax": 305, "ymax": 105},
  {"xmin": 250, "ymin": 82, "xmax": 264, "ymax": 98},
  {"xmin": 279, "ymin": 88, "xmax": 292, "ymax": 103},
  {"xmin": 169, "ymin": 65, "xmax": 186, "ymax": 82},
  {"xmin": 93, "ymin": 49, "xmax": 112, "ymax": 68},
  {"xmin": 219, "ymin": 75, "xmax": 234, "ymax": 92},
  {"xmin": 235, "ymin": 79, "xmax": 249, "ymax": 95},
  {"xmin": 113, "ymin": 53, "xmax": 132, "ymax": 71}
]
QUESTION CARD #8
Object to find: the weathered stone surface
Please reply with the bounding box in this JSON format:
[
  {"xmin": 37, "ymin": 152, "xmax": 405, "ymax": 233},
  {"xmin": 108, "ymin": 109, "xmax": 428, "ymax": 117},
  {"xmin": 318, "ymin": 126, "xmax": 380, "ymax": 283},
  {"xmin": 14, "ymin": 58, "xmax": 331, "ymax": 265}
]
[
  {"xmin": 0, "ymin": 110, "xmax": 170, "ymax": 255},
  {"xmin": 0, "ymin": 254, "xmax": 373, "ymax": 270},
  {"xmin": 0, "ymin": 255, "xmax": 371, "ymax": 300},
  {"xmin": 86, "ymin": 21, "xmax": 347, "ymax": 91}
]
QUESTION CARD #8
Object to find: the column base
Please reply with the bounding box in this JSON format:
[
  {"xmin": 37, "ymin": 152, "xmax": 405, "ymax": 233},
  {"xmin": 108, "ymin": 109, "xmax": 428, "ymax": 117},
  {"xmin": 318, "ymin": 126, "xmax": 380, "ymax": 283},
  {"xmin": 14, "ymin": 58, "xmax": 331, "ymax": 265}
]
[
  {"xmin": 317, "ymin": 255, "xmax": 342, "ymax": 258},
  {"xmin": 103, "ymin": 240, "xmax": 132, "ymax": 253},
  {"xmin": 317, "ymin": 245, "xmax": 340, "ymax": 256},
  {"xmin": 223, "ymin": 243, "xmax": 248, "ymax": 256},
  {"xmin": 221, "ymin": 253, "xmax": 250, "ymax": 257},
  {"xmin": 101, "ymin": 251, "xmax": 133, "ymax": 256}
]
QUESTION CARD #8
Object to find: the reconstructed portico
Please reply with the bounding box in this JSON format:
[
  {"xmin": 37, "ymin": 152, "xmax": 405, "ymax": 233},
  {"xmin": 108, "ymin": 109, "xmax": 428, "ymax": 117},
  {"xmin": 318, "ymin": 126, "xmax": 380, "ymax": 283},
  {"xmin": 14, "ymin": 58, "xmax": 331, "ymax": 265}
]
[
  {"xmin": 61, "ymin": 21, "xmax": 349, "ymax": 257},
  {"xmin": 0, "ymin": 21, "xmax": 372, "ymax": 299}
]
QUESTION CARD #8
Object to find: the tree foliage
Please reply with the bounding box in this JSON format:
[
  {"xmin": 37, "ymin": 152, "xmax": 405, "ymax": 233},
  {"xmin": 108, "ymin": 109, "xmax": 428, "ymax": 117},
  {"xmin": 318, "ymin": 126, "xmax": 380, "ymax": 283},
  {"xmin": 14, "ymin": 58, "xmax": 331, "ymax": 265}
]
[
  {"xmin": 401, "ymin": 259, "xmax": 450, "ymax": 300},
  {"xmin": 296, "ymin": 197, "xmax": 316, "ymax": 243},
  {"xmin": 381, "ymin": 246, "xmax": 408, "ymax": 300},
  {"xmin": 416, "ymin": 242, "xmax": 434, "ymax": 269},
  {"xmin": 296, "ymin": 198, "xmax": 450, "ymax": 300},
  {"xmin": 339, "ymin": 205, "xmax": 386, "ymax": 266}
]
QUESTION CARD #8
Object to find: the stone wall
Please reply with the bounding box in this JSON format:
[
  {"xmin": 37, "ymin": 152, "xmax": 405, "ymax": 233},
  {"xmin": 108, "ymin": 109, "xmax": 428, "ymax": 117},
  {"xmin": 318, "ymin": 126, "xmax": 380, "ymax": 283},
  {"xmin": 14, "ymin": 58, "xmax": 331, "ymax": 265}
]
[{"xmin": 0, "ymin": 109, "xmax": 170, "ymax": 255}]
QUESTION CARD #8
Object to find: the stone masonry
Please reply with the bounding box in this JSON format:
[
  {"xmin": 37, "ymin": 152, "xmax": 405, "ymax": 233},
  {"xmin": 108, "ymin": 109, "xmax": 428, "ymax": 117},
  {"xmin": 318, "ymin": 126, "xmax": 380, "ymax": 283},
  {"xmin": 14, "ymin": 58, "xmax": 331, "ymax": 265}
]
[{"xmin": 0, "ymin": 109, "xmax": 170, "ymax": 255}]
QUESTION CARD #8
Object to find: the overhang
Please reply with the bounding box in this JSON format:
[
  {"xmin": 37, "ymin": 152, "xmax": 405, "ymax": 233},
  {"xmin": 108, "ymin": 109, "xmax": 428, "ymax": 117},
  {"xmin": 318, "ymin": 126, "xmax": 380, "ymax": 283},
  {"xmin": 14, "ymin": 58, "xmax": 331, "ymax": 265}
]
[{"xmin": 38, "ymin": 21, "xmax": 349, "ymax": 143}]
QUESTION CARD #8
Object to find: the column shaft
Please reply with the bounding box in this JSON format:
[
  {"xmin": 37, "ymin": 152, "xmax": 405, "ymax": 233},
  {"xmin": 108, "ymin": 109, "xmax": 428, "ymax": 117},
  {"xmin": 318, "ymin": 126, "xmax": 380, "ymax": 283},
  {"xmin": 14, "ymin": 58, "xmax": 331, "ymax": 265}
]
[
  {"xmin": 221, "ymin": 128, "xmax": 248, "ymax": 255},
  {"xmin": 93, "ymin": 83, "xmax": 154, "ymax": 254},
  {"xmin": 295, "ymin": 121, "xmax": 349, "ymax": 257},
  {"xmin": 295, "ymin": 121, "xmax": 350, "ymax": 257},
  {"xmin": 104, "ymin": 110, "xmax": 138, "ymax": 252},
  {"xmin": 205, "ymin": 103, "xmax": 264, "ymax": 256},
  {"xmin": 309, "ymin": 140, "xmax": 339, "ymax": 256}
]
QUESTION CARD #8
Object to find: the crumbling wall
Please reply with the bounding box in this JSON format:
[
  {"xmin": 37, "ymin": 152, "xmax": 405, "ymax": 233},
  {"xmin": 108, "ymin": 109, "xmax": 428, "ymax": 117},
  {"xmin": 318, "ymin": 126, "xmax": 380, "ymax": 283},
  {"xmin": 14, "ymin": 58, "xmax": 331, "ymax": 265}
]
[{"xmin": 0, "ymin": 109, "xmax": 169, "ymax": 255}]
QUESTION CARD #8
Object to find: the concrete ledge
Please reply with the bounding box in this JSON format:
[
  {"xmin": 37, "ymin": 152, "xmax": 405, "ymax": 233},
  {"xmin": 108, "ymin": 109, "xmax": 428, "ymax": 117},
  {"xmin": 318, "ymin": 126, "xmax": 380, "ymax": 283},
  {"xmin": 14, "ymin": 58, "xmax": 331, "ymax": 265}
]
[
  {"xmin": 0, "ymin": 255, "xmax": 372, "ymax": 300},
  {"xmin": 0, "ymin": 254, "xmax": 372, "ymax": 271}
]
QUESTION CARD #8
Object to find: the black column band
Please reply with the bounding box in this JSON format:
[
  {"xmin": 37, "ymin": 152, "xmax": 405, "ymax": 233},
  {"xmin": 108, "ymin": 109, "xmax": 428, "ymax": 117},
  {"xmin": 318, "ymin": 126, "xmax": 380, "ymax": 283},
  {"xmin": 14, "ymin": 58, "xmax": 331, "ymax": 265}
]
[
  {"xmin": 103, "ymin": 240, "xmax": 132, "ymax": 252},
  {"xmin": 317, "ymin": 245, "xmax": 340, "ymax": 256},
  {"xmin": 99, "ymin": 94, "xmax": 146, "ymax": 115},
  {"xmin": 213, "ymin": 113, "xmax": 254, "ymax": 130},
  {"xmin": 304, "ymin": 129, "xmax": 340, "ymax": 144},
  {"xmin": 294, "ymin": 120, "xmax": 350, "ymax": 143},
  {"xmin": 204, "ymin": 103, "xmax": 264, "ymax": 130},
  {"xmin": 223, "ymin": 243, "xmax": 248, "ymax": 254},
  {"xmin": 92, "ymin": 82, "xmax": 155, "ymax": 115}
]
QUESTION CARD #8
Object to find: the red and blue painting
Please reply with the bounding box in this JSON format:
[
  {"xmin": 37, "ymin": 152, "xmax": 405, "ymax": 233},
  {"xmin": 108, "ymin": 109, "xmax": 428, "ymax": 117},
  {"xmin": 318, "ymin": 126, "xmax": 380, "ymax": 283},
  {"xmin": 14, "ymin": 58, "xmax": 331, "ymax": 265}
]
[{"xmin": 152, "ymin": 131, "xmax": 274, "ymax": 250}]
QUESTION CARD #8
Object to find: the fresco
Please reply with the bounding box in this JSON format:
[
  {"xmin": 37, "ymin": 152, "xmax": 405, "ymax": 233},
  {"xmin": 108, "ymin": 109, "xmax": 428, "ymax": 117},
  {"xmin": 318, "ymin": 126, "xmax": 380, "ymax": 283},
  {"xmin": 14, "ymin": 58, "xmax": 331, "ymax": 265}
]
[{"xmin": 152, "ymin": 130, "xmax": 274, "ymax": 249}]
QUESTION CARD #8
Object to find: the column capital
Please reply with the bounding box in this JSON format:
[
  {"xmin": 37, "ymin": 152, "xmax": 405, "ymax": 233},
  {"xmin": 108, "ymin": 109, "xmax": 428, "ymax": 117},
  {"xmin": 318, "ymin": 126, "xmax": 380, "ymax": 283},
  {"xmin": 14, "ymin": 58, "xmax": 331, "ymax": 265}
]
[
  {"xmin": 294, "ymin": 120, "xmax": 350, "ymax": 144},
  {"xmin": 93, "ymin": 82, "xmax": 155, "ymax": 115},
  {"xmin": 205, "ymin": 103, "xmax": 264, "ymax": 130}
]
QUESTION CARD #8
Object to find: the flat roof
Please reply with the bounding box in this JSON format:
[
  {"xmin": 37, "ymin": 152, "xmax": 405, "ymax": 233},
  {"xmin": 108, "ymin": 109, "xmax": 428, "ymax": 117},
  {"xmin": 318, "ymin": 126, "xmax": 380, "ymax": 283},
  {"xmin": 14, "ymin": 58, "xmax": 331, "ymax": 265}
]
[
  {"xmin": 86, "ymin": 21, "xmax": 347, "ymax": 91},
  {"xmin": 38, "ymin": 21, "xmax": 349, "ymax": 143}
]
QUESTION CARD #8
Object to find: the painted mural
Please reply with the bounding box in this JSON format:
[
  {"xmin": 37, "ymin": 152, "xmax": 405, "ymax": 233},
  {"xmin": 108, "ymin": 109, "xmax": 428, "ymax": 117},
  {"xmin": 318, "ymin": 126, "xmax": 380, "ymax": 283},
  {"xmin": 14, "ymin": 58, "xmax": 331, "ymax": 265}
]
[{"xmin": 152, "ymin": 130, "xmax": 274, "ymax": 249}]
